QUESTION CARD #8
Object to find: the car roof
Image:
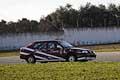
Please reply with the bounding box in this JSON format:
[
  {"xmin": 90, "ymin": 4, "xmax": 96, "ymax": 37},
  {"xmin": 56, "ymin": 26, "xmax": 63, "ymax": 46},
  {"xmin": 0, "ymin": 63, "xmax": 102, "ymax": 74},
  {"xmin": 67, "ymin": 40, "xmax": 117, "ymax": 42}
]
[{"xmin": 32, "ymin": 40, "xmax": 63, "ymax": 43}]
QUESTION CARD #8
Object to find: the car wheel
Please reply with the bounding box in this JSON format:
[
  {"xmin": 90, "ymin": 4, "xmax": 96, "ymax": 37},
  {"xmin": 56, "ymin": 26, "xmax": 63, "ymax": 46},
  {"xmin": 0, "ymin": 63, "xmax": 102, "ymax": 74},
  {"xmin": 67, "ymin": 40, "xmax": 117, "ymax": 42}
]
[
  {"xmin": 67, "ymin": 56, "xmax": 76, "ymax": 62},
  {"xmin": 26, "ymin": 56, "xmax": 36, "ymax": 64}
]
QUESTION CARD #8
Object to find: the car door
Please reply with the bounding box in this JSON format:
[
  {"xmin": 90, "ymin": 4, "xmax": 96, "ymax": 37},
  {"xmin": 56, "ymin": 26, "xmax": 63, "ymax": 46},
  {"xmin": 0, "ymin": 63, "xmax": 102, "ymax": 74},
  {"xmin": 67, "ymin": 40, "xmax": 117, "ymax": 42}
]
[
  {"xmin": 47, "ymin": 41, "xmax": 65, "ymax": 61},
  {"xmin": 33, "ymin": 42, "xmax": 49, "ymax": 60}
]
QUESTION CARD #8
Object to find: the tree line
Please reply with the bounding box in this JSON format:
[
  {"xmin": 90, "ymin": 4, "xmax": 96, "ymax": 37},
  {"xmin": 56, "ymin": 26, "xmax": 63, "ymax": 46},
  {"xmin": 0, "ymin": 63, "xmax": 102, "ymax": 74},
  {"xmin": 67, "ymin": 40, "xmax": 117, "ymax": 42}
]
[
  {"xmin": 46, "ymin": 3, "xmax": 120, "ymax": 28},
  {"xmin": 0, "ymin": 3, "xmax": 120, "ymax": 34},
  {"xmin": 0, "ymin": 18, "xmax": 39, "ymax": 33}
]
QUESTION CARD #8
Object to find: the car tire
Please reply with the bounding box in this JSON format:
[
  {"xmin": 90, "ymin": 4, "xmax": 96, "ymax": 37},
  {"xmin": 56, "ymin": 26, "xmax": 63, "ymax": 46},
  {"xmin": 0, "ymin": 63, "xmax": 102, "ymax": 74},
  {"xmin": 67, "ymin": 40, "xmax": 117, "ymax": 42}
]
[
  {"xmin": 67, "ymin": 55, "xmax": 76, "ymax": 62},
  {"xmin": 26, "ymin": 56, "xmax": 36, "ymax": 64}
]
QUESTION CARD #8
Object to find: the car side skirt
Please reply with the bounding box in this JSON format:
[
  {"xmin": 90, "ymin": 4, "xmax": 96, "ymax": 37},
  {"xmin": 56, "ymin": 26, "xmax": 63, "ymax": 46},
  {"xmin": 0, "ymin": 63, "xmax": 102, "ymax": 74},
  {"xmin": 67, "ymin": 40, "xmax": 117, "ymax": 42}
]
[{"xmin": 77, "ymin": 57, "xmax": 96, "ymax": 61}]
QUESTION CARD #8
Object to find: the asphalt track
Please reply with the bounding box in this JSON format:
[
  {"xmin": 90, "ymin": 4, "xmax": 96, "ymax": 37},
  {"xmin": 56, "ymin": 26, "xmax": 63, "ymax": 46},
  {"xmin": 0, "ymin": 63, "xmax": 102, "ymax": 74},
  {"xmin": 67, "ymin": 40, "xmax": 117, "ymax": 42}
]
[{"xmin": 0, "ymin": 52, "xmax": 120, "ymax": 64}]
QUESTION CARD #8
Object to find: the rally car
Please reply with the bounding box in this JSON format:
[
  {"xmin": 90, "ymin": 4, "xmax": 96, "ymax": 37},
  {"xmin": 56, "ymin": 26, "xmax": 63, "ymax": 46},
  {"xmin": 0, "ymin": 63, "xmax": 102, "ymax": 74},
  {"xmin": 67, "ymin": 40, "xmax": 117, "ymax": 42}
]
[{"xmin": 20, "ymin": 40, "xmax": 96, "ymax": 63}]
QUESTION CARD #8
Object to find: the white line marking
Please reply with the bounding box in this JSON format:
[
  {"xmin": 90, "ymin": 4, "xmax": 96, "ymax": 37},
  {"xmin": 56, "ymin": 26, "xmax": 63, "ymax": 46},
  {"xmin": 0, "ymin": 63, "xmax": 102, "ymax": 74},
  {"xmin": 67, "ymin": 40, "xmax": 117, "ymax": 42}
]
[
  {"xmin": 34, "ymin": 55, "xmax": 48, "ymax": 60},
  {"xmin": 77, "ymin": 57, "xmax": 96, "ymax": 60},
  {"xmin": 77, "ymin": 57, "xmax": 86, "ymax": 60},
  {"xmin": 20, "ymin": 52, "xmax": 30, "ymax": 55},
  {"xmin": 36, "ymin": 51, "xmax": 66, "ymax": 61},
  {"xmin": 21, "ymin": 47, "xmax": 34, "ymax": 52},
  {"xmin": 37, "ymin": 59, "xmax": 64, "ymax": 62}
]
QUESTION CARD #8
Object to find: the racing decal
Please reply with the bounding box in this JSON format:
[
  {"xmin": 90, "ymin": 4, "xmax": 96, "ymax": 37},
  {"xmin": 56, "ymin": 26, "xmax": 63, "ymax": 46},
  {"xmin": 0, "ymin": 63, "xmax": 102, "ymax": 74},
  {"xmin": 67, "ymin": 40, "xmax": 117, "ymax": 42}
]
[
  {"xmin": 77, "ymin": 57, "xmax": 96, "ymax": 60},
  {"xmin": 34, "ymin": 55, "xmax": 48, "ymax": 60},
  {"xmin": 20, "ymin": 47, "xmax": 66, "ymax": 61},
  {"xmin": 20, "ymin": 47, "xmax": 34, "ymax": 55},
  {"xmin": 77, "ymin": 57, "xmax": 86, "ymax": 60},
  {"xmin": 34, "ymin": 55, "xmax": 63, "ymax": 61},
  {"xmin": 20, "ymin": 52, "xmax": 30, "ymax": 55},
  {"xmin": 35, "ymin": 51, "xmax": 66, "ymax": 61},
  {"xmin": 34, "ymin": 53, "xmax": 57, "ymax": 60},
  {"xmin": 20, "ymin": 49, "xmax": 33, "ymax": 54},
  {"xmin": 21, "ymin": 47, "xmax": 34, "ymax": 52}
]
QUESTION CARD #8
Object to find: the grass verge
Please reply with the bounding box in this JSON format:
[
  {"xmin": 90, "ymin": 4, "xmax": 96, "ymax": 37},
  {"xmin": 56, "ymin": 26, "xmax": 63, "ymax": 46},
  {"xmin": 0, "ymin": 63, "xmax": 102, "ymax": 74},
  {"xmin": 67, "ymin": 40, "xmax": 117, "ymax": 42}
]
[
  {"xmin": 0, "ymin": 62, "xmax": 120, "ymax": 80},
  {"xmin": 0, "ymin": 51, "xmax": 19, "ymax": 57},
  {"xmin": 80, "ymin": 43, "xmax": 120, "ymax": 52}
]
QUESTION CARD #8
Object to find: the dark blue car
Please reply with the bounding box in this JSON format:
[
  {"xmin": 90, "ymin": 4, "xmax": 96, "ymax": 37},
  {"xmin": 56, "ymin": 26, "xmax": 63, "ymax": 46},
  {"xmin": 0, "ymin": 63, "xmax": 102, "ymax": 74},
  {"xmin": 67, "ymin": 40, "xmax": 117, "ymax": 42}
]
[{"xmin": 20, "ymin": 40, "xmax": 96, "ymax": 63}]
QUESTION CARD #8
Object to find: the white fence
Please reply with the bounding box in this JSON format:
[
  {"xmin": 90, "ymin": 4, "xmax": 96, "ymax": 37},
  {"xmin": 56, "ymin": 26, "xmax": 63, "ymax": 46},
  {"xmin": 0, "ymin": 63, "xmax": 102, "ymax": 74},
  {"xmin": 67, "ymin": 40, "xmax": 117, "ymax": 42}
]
[{"xmin": 0, "ymin": 27, "xmax": 120, "ymax": 50}]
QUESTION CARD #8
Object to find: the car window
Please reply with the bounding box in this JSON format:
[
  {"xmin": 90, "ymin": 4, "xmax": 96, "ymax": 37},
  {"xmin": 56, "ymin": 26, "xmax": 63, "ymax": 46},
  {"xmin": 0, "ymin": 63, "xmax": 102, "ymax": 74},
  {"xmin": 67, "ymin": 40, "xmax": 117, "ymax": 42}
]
[
  {"xmin": 56, "ymin": 43, "xmax": 62, "ymax": 49},
  {"xmin": 33, "ymin": 42, "xmax": 47, "ymax": 49},
  {"xmin": 59, "ymin": 41, "xmax": 73, "ymax": 48},
  {"xmin": 48, "ymin": 42, "xmax": 56, "ymax": 49}
]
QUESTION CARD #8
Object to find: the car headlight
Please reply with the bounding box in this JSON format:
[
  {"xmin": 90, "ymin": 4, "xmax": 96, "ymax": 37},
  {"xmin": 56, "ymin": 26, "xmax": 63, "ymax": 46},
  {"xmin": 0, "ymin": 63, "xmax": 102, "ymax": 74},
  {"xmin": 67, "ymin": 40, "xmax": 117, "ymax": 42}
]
[{"xmin": 82, "ymin": 50, "xmax": 88, "ymax": 53}]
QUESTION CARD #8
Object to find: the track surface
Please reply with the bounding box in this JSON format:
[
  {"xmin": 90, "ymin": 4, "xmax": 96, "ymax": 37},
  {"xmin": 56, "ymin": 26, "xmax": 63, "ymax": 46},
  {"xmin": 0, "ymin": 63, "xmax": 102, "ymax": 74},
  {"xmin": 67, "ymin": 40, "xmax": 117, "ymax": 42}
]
[{"xmin": 0, "ymin": 52, "xmax": 120, "ymax": 64}]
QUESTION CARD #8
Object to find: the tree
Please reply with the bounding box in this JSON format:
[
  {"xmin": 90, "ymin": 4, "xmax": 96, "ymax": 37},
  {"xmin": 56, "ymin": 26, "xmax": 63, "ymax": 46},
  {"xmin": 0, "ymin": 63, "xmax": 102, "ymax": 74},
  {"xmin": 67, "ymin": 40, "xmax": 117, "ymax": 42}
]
[
  {"xmin": 108, "ymin": 4, "xmax": 118, "ymax": 12},
  {"xmin": 0, "ymin": 20, "xmax": 7, "ymax": 33},
  {"xmin": 99, "ymin": 4, "xmax": 106, "ymax": 11}
]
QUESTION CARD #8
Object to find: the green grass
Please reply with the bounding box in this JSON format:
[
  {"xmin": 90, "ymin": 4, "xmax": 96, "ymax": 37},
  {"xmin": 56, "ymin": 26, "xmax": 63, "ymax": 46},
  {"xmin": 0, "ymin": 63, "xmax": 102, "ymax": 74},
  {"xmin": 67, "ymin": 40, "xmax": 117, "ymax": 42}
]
[
  {"xmin": 0, "ymin": 51, "xmax": 19, "ymax": 57},
  {"xmin": 0, "ymin": 62, "xmax": 120, "ymax": 80},
  {"xmin": 95, "ymin": 49, "xmax": 120, "ymax": 52},
  {"xmin": 80, "ymin": 43, "xmax": 120, "ymax": 52}
]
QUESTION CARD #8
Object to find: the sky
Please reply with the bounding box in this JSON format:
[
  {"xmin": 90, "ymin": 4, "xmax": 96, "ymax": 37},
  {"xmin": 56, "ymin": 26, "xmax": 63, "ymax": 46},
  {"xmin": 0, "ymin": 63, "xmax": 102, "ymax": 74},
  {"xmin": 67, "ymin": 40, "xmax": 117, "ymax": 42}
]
[{"xmin": 0, "ymin": 0, "xmax": 120, "ymax": 22}]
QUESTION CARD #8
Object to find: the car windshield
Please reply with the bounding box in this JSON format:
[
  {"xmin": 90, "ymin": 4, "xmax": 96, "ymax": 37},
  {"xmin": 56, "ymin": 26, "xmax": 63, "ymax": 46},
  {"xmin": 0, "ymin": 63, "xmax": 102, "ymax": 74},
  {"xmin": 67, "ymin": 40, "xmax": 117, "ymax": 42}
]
[{"xmin": 59, "ymin": 41, "xmax": 73, "ymax": 48}]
